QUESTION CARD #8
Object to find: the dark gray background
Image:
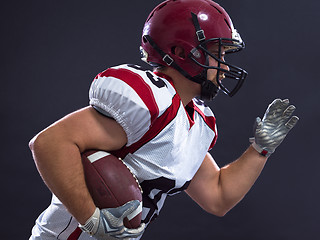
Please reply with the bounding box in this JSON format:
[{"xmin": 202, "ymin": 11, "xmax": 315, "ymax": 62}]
[{"xmin": 1, "ymin": 0, "xmax": 319, "ymax": 239}]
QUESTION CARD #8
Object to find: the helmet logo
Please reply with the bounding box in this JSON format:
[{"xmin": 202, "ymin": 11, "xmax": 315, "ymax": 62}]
[{"xmin": 190, "ymin": 48, "xmax": 201, "ymax": 59}]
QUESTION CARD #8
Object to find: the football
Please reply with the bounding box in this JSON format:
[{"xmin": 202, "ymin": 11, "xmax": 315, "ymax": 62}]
[{"xmin": 81, "ymin": 150, "xmax": 143, "ymax": 229}]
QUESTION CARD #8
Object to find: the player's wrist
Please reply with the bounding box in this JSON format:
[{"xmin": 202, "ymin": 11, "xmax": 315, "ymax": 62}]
[
  {"xmin": 79, "ymin": 207, "xmax": 100, "ymax": 235},
  {"xmin": 249, "ymin": 137, "xmax": 272, "ymax": 157}
]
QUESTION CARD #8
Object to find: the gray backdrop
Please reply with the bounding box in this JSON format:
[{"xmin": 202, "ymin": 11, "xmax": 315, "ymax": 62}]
[{"xmin": 2, "ymin": 0, "xmax": 319, "ymax": 239}]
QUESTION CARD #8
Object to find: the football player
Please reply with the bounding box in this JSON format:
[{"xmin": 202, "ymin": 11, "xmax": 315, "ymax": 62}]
[{"xmin": 29, "ymin": 0, "xmax": 299, "ymax": 239}]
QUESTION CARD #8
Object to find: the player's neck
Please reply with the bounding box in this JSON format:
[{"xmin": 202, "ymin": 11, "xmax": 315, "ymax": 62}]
[{"xmin": 158, "ymin": 68, "xmax": 201, "ymax": 106}]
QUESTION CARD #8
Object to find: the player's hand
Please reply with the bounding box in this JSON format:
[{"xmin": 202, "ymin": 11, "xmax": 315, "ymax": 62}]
[
  {"xmin": 251, "ymin": 99, "xmax": 299, "ymax": 157},
  {"xmin": 79, "ymin": 200, "xmax": 145, "ymax": 240}
]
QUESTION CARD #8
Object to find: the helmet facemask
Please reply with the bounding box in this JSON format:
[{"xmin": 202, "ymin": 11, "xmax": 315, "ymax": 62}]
[
  {"xmin": 186, "ymin": 12, "xmax": 247, "ymax": 100},
  {"xmin": 189, "ymin": 37, "xmax": 248, "ymax": 99}
]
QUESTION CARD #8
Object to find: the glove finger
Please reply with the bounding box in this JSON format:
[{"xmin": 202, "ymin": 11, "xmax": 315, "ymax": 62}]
[
  {"xmin": 102, "ymin": 200, "xmax": 141, "ymax": 223},
  {"xmin": 117, "ymin": 200, "xmax": 141, "ymax": 220},
  {"xmin": 254, "ymin": 117, "xmax": 262, "ymax": 132},
  {"xmin": 285, "ymin": 115, "xmax": 299, "ymax": 129},
  {"xmin": 263, "ymin": 99, "xmax": 284, "ymax": 121},
  {"xmin": 279, "ymin": 99, "xmax": 291, "ymax": 114},
  {"xmin": 269, "ymin": 99, "xmax": 289, "ymax": 112},
  {"xmin": 282, "ymin": 104, "xmax": 296, "ymax": 121},
  {"xmin": 114, "ymin": 223, "xmax": 145, "ymax": 239},
  {"xmin": 125, "ymin": 223, "xmax": 146, "ymax": 236},
  {"xmin": 281, "ymin": 99, "xmax": 290, "ymax": 107}
]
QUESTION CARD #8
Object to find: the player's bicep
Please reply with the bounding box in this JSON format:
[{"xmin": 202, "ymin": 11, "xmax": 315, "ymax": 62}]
[
  {"xmin": 45, "ymin": 106, "xmax": 127, "ymax": 152},
  {"xmin": 185, "ymin": 153, "xmax": 224, "ymax": 216}
]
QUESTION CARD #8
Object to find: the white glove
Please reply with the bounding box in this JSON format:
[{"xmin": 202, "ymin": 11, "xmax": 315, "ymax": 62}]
[
  {"xmin": 251, "ymin": 99, "xmax": 299, "ymax": 157},
  {"xmin": 79, "ymin": 200, "xmax": 145, "ymax": 240}
]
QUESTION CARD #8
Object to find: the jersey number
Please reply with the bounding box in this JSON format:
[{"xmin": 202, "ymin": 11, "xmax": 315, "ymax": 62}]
[
  {"xmin": 140, "ymin": 177, "xmax": 190, "ymax": 224},
  {"xmin": 127, "ymin": 64, "xmax": 166, "ymax": 89},
  {"xmin": 146, "ymin": 71, "xmax": 166, "ymax": 88}
]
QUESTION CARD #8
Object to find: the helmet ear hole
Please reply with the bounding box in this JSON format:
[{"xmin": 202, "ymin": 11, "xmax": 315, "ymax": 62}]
[
  {"xmin": 142, "ymin": 36, "xmax": 148, "ymax": 43},
  {"xmin": 171, "ymin": 46, "xmax": 186, "ymax": 59}
]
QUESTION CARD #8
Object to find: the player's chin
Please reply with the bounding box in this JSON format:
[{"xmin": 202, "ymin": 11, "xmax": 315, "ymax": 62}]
[
  {"xmin": 206, "ymin": 72, "xmax": 219, "ymax": 85},
  {"xmin": 206, "ymin": 76, "xmax": 219, "ymax": 88},
  {"xmin": 216, "ymin": 73, "xmax": 225, "ymax": 82}
]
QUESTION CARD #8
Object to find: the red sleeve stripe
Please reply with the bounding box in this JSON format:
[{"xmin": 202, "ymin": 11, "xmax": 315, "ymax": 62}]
[
  {"xmin": 99, "ymin": 68, "xmax": 159, "ymax": 124},
  {"xmin": 112, "ymin": 94, "xmax": 181, "ymax": 159}
]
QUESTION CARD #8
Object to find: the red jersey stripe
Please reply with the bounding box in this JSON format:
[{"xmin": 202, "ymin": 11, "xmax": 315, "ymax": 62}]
[
  {"xmin": 193, "ymin": 104, "xmax": 217, "ymax": 149},
  {"xmin": 112, "ymin": 93, "xmax": 181, "ymax": 159},
  {"xmin": 99, "ymin": 68, "xmax": 159, "ymax": 124},
  {"xmin": 67, "ymin": 227, "xmax": 82, "ymax": 240}
]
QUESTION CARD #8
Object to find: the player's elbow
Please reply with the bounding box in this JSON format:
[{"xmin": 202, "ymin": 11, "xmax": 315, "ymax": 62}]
[
  {"xmin": 202, "ymin": 196, "xmax": 235, "ymax": 217},
  {"xmin": 207, "ymin": 197, "xmax": 244, "ymax": 217},
  {"xmin": 29, "ymin": 132, "xmax": 47, "ymax": 170},
  {"xmin": 29, "ymin": 128, "xmax": 65, "ymax": 171},
  {"xmin": 213, "ymin": 211, "xmax": 227, "ymax": 218},
  {"xmin": 29, "ymin": 134, "xmax": 38, "ymax": 152},
  {"xmin": 29, "ymin": 127, "xmax": 59, "ymax": 157},
  {"xmin": 212, "ymin": 209, "xmax": 229, "ymax": 217},
  {"xmin": 205, "ymin": 204, "xmax": 230, "ymax": 217},
  {"xmin": 29, "ymin": 130, "xmax": 49, "ymax": 155}
]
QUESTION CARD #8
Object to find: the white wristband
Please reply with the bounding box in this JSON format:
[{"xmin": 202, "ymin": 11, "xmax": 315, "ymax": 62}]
[
  {"xmin": 79, "ymin": 207, "xmax": 100, "ymax": 235},
  {"xmin": 249, "ymin": 137, "xmax": 271, "ymax": 157}
]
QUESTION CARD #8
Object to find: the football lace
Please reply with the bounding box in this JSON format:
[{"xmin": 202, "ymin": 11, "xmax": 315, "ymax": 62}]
[{"xmin": 119, "ymin": 158, "xmax": 143, "ymax": 194}]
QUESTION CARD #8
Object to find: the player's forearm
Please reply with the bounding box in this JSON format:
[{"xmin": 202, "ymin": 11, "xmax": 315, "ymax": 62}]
[
  {"xmin": 29, "ymin": 127, "xmax": 96, "ymax": 224},
  {"xmin": 218, "ymin": 145, "xmax": 267, "ymax": 212}
]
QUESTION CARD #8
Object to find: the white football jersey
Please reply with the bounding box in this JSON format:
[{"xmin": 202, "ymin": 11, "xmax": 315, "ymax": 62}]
[{"xmin": 30, "ymin": 64, "xmax": 217, "ymax": 240}]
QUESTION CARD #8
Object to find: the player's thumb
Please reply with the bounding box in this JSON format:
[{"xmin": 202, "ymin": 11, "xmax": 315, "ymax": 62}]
[
  {"xmin": 117, "ymin": 200, "xmax": 142, "ymax": 220},
  {"xmin": 253, "ymin": 117, "xmax": 262, "ymax": 132}
]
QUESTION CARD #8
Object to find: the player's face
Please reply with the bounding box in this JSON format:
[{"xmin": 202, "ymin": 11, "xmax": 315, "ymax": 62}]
[{"xmin": 206, "ymin": 45, "xmax": 229, "ymax": 87}]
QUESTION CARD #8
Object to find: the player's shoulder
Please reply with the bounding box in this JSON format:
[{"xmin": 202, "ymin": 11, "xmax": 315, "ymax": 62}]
[
  {"xmin": 192, "ymin": 98, "xmax": 216, "ymax": 131},
  {"xmin": 95, "ymin": 64, "xmax": 175, "ymax": 103},
  {"xmin": 89, "ymin": 64, "xmax": 176, "ymax": 146},
  {"xmin": 96, "ymin": 64, "xmax": 148, "ymax": 83},
  {"xmin": 98, "ymin": 64, "xmax": 173, "ymax": 90},
  {"xmin": 193, "ymin": 98, "xmax": 215, "ymax": 118},
  {"xmin": 192, "ymin": 98, "xmax": 218, "ymax": 149}
]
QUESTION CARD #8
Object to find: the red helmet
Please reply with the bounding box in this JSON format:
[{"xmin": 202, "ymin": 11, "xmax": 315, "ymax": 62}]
[{"xmin": 140, "ymin": 0, "xmax": 247, "ymax": 100}]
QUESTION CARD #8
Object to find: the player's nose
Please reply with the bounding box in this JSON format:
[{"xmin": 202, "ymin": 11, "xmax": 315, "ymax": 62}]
[{"xmin": 220, "ymin": 59, "xmax": 230, "ymax": 72}]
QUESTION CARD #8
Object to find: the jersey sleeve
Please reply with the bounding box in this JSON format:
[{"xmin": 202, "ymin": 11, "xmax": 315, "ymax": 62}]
[{"xmin": 89, "ymin": 65, "xmax": 161, "ymax": 146}]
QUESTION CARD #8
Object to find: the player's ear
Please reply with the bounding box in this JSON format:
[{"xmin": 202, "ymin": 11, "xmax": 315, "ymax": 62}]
[{"xmin": 171, "ymin": 46, "xmax": 185, "ymax": 59}]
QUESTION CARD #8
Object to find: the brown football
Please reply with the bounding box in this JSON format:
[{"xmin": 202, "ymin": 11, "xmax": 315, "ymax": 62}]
[{"xmin": 81, "ymin": 150, "xmax": 142, "ymax": 228}]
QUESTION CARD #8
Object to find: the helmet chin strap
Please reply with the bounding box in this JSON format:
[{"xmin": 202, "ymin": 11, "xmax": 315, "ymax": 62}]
[
  {"xmin": 192, "ymin": 70, "xmax": 220, "ymax": 100},
  {"xmin": 143, "ymin": 34, "xmax": 219, "ymax": 99},
  {"xmin": 201, "ymin": 81, "xmax": 220, "ymax": 100},
  {"xmin": 189, "ymin": 12, "xmax": 220, "ymax": 100}
]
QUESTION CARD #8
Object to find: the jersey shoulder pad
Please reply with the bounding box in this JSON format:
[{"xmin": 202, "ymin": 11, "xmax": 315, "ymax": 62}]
[
  {"xmin": 89, "ymin": 64, "xmax": 176, "ymax": 146},
  {"xmin": 193, "ymin": 98, "xmax": 218, "ymax": 149},
  {"xmin": 193, "ymin": 98, "xmax": 216, "ymax": 124}
]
